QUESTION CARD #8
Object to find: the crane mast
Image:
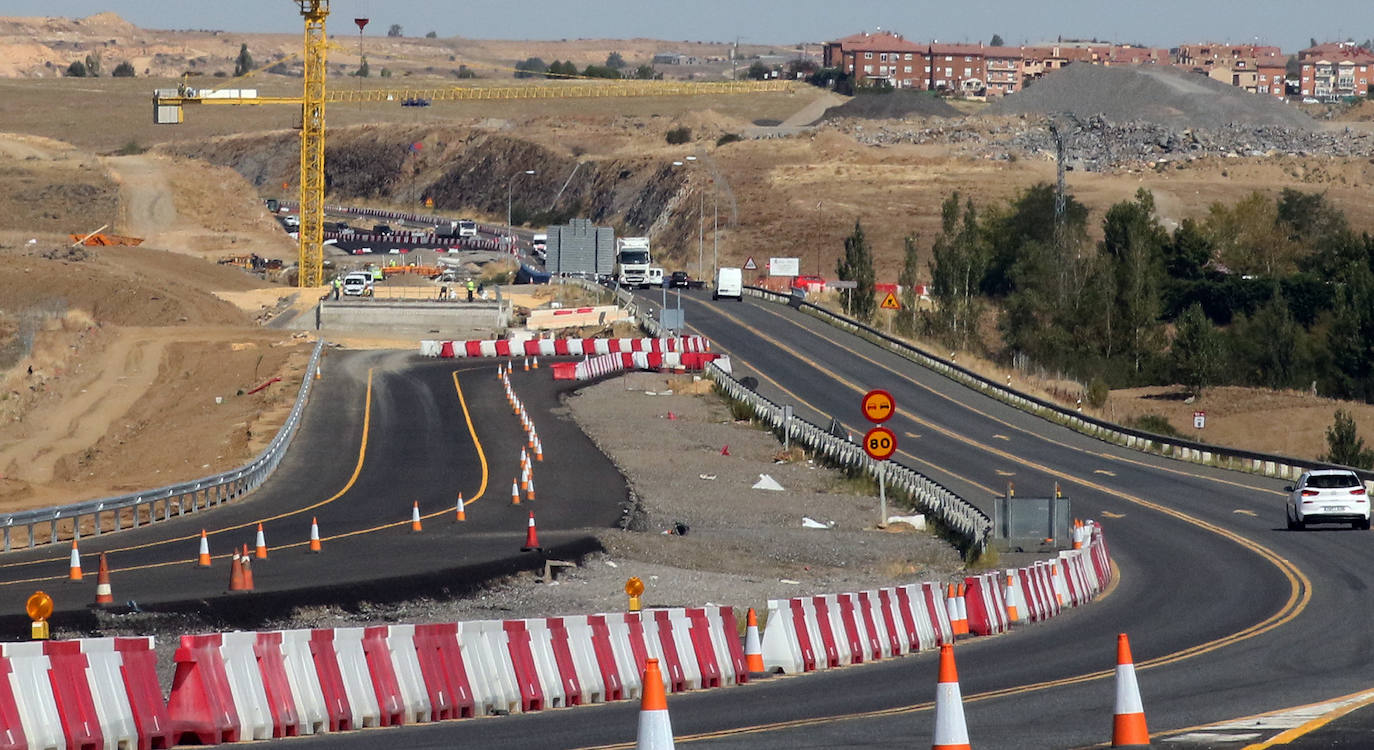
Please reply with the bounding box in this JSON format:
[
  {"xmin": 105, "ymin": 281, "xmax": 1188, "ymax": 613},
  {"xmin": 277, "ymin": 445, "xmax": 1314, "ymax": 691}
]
[{"xmin": 297, "ymin": 1, "xmax": 328, "ymax": 288}]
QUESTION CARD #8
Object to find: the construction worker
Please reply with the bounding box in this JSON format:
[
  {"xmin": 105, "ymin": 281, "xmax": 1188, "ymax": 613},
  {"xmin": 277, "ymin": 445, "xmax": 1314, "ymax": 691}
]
[
  {"xmin": 331, "ymin": 276, "xmax": 341, "ymax": 300},
  {"xmin": 372, "ymin": 265, "xmax": 383, "ymax": 283},
  {"xmin": 466, "ymin": 277, "xmax": 476, "ymax": 302}
]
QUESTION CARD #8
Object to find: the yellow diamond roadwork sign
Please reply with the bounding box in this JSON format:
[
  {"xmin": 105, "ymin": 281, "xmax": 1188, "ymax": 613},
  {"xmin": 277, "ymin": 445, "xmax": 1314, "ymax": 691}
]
[{"xmin": 880, "ymin": 292, "xmax": 901, "ymax": 310}]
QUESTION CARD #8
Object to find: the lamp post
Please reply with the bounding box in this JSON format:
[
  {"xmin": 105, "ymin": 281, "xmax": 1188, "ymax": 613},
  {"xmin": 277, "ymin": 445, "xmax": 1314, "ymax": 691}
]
[
  {"xmin": 507, "ymin": 169, "xmax": 535, "ymax": 251},
  {"xmin": 685, "ymin": 156, "xmax": 703, "ymax": 278}
]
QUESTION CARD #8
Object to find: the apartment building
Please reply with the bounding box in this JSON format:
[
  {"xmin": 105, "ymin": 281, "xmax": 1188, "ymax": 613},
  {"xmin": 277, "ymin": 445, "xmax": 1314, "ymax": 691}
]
[
  {"xmin": 822, "ymin": 30, "xmax": 930, "ymax": 89},
  {"xmin": 1298, "ymin": 42, "xmax": 1374, "ymax": 100},
  {"xmin": 983, "ymin": 47, "xmax": 1023, "ymax": 96},
  {"xmin": 928, "ymin": 43, "xmax": 989, "ymax": 93}
]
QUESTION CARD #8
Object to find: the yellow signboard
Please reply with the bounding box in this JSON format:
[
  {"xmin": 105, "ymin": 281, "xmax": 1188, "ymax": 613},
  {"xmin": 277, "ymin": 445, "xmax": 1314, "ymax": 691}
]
[{"xmin": 880, "ymin": 292, "xmax": 901, "ymax": 310}]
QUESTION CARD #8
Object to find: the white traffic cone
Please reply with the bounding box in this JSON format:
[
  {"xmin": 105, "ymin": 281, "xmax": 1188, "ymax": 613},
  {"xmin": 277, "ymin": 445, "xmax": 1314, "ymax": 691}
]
[
  {"xmin": 635, "ymin": 658, "xmax": 674, "ymax": 749},
  {"xmin": 931, "ymin": 643, "xmax": 970, "ymax": 750}
]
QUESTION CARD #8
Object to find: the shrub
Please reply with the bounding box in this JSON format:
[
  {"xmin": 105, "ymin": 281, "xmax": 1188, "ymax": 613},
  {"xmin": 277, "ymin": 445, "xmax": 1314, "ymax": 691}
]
[
  {"xmin": 65, "ymin": 61, "xmax": 87, "ymax": 77},
  {"xmin": 1086, "ymin": 377, "xmax": 1109, "ymax": 408},
  {"xmin": 1124, "ymin": 414, "xmax": 1182, "ymax": 438},
  {"xmin": 716, "ymin": 133, "xmax": 742, "ymax": 146},
  {"xmin": 112, "ymin": 61, "xmax": 136, "ymax": 77},
  {"xmin": 665, "ymin": 126, "xmax": 691, "ymax": 145}
]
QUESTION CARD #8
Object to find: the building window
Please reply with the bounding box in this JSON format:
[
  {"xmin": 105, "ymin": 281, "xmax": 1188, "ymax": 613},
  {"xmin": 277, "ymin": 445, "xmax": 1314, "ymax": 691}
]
[
  {"xmin": 865, "ymin": 52, "xmax": 873, "ymax": 59},
  {"xmin": 880, "ymin": 53, "xmax": 888, "ymax": 61},
  {"xmin": 965, "ymin": 56, "xmax": 972, "ymax": 62},
  {"xmin": 945, "ymin": 56, "xmax": 953, "ymax": 61},
  {"xmin": 964, "ymin": 67, "xmax": 971, "ymax": 76},
  {"xmin": 904, "ymin": 65, "xmax": 912, "ymax": 73},
  {"xmin": 946, "ymin": 67, "xmax": 953, "ymax": 76},
  {"xmin": 863, "ymin": 65, "xmax": 872, "ymax": 74}
]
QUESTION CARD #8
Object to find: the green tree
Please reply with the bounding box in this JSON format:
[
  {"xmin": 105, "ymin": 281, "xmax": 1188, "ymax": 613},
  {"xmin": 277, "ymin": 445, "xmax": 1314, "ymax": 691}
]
[
  {"xmin": 112, "ymin": 61, "xmax": 136, "ymax": 77},
  {"xmin": 387, "ymin": 24, "xmax": 403, "ymax": 37},
  {"xmin": 605, "ymin": 51, "xmax": 626, "ymax": 69},
  {"xmin": 1101, "ymin": 188, "xmax": 1167, "ymax": 373},
  {"xmin": 981, "ymin": 182, "xmax": 1088, "ymax": 297},
  {"xmin": 1231, "ymin": 292, "xmax": 1303, "ymax": 389},
  {"xmin": 234, "ymin": 43, "xmax": 253, "ymax": 77},
  {"xmin": 84, "ymin": 52, "xmax": 101, "ymax": 77},
  {"xmin": 455, "ymin": 64, "xmax": 475, "ymax": 79},
  {"xmin": 837, "ymin": 220, "xmax": 877, "ymax": 322},
  {"xmin": 1322, "ymin": 409, "xmax": 1374, "ymax": 469},
  {"xmin": 514, "ymin": 57, "xmax": 548, "ymax": 78},
  {"xmin": 929, "ymin": 193, "xmax": 987, "ymax": 349},
  {"xmin": 582, "ymin": 64, "xmax": 621, "ymax": 79},
  {"xmin": 990, "ymin": 34, "xmax": 1005, "ymax": 47},
  {"xmin": 355, "ymin": 57, "xmax": 370, "ymax": 77},
  {"xmin": 1325, "ymin": 263, "xmax": 1374, "ymax": 401},
  {"xmin": 1163, "ymin": 218, "xmax": 1212, "ymax": 280},
  {"xmin": 65, "ymin": 60, "xmax": 87, "ymax": 77},
  {"xmin": 632, "ymin": 64, "xmax": 658, "ymax": 80},
  {"xmin": 1204, "ymin": 192, "xmax": 1298, "ymax": 276},
  {"xmin": 425, "ymin": 31, "xmax": 437, "ymax": 39},
  {"xmin": 896, "ymin": 234, "xmax": 921, "ymax": 336},
  {"xmin": 1170, "ymin": 303, "xmax": 1224, "ymax": 396},
  {"xmin": 747, "ymin": 60, "xmax": 770, "ymax": 80}
]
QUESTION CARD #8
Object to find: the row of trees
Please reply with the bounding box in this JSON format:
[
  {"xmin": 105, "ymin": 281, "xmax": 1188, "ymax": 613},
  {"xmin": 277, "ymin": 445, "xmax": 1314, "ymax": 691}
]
[
  {"xmin": 516, "ymin": 53, "xmax": 657, "ymax": 80},
  {"xmin": 64, "ymin": 53, "xmax": 135, "ymax": 77}
]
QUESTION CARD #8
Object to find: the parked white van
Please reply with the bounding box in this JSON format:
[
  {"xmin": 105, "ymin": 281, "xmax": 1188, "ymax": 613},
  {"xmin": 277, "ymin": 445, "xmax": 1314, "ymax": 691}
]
[
  {"xmin": 713, "ymin": 267, "xmax": 742, "ymax": 301},
  {"xmin": 341, "ymin": 271, "xmax": 373, "ymax": 296}
]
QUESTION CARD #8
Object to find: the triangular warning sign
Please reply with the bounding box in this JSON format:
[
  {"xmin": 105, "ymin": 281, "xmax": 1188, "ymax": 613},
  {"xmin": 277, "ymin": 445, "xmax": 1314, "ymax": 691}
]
[
  {"xmin": 743, "ymin": 256, "xmax": 758, "ymax": 270},
  {"xmin": 880, "ymin": 291, "xmax": 901, "ymax": 310}
]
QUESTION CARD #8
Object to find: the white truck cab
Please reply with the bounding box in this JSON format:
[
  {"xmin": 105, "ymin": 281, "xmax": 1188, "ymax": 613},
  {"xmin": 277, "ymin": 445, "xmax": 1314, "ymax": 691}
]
[{"xmin": 713, "ymin": 267, "xmax": 742, "ymax": 300}]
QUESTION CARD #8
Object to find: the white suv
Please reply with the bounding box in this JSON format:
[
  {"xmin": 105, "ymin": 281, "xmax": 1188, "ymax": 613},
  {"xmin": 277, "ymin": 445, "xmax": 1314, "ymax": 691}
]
[{"xmin": 1286, "ymin": 469, "xmax": 1370, "ymax": 530}]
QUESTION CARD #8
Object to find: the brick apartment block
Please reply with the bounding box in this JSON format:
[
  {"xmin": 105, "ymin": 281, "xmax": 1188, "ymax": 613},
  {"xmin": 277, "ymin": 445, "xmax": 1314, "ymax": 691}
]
[{"xmin": 1298, "ymin": 41, "xmax": 1374, "ymax": 100}]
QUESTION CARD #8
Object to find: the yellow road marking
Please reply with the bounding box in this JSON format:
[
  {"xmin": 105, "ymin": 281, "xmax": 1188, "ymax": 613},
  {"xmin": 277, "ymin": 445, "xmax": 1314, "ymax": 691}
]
[
  {"xmin": 993, "ymin": 434, "xmax": 1009, "ymax": 441},
  {"xmin": 904, "ymin": 432, "xmax": 921, "ymax": 439},
  {"xmin": 1102, "ymin": 511, "xmax": 1126, "ymax": 518},
  {"xmin": 995, "ymin": 469, "xmax": 1015, "ymax": 477},
  {"xmin": 1234, "ymin": 509, "xmax": 1258, "ymax": 517},
  {"xmin": 1094, "ymin": 469, "xmax": 1117, "ymax": 476}
]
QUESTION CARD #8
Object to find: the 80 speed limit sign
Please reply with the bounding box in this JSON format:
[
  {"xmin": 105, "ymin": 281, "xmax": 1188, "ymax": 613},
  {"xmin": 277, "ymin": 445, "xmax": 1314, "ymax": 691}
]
[{"xmin": 862, "ymin": 426, "xmax": 898, "ymax": 461}]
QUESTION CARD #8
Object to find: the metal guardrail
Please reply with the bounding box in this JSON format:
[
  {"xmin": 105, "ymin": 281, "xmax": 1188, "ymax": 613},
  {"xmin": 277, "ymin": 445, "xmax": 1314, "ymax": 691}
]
[
  {"xmin": 744, "ymin": 285, "xmax": 1374, "ymax": 484},
  {"xmin": 0, "ymin": 338, "xmax": 327, "ymax": 553},
  {"xmin": 704, "ymin": 362, "xmax": 992, "ymax": 548},
  {"xmin": 552, "ymin": 276, "xmax": 991, "ymax": 548}
]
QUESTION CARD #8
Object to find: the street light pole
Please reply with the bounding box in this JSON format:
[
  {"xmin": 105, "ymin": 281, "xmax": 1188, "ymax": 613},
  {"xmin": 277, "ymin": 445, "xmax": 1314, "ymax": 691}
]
[
  {"xmin": 507, "ymin": 169, "xmax": 535, "ymax": 252},
  {"xmin": 712, "ymin": 186, "xmax": 718, "ymax": 279},
  {"xmin": 685, "ymin": 156, "xmax": 701, "ymax": 278}
]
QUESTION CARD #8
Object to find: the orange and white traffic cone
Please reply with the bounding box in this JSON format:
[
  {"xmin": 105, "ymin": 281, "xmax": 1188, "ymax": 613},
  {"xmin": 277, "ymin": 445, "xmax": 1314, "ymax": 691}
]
[
  {"xmin": 535, "ymin": 436, "xmax": 543, "ymax": 462},
  {"xmin": 255, "ymin": 523, "xmax": 268, "ymax": 559},
  {"xmin": 946, "ymin": 583, "xmax": 968, "ymax": 637},
  {"xmin": 512, "ymin": 478, "xmax": 521, "ymax": 505},
  {"xmin": 228, "ymin": 549, "xmax": 245, "ymax": 591},
  {"xmin": 67, "ymin": 539, "xmax": 83, "ymax": 582},
  {"xmin": 93, "ymin": 552, "xmax": 113, "ymax": 605},
  {"xmin": 1005, "ymin": 571, "xmax": 1021, "ymax": 624},
  {"xmin": 521, "ymin": 461, "xmax": 530, "ymax": 491},
  {"xmin": 520, "ymin": 447, "xmax": 528, "ymax": 468},
  {"xmin": 526, "ymin": 475, "xmax": 536, "ymax": 502},
  {"xmin": 411, "ymin": 501, "xmax": 423, "ymax": 532},
  {"xmin": 1112, "ymin": 633, "xmax": 1150, "ymax": 748},
  {"xmin": 456, "ymin": 493, "xmax": 466, "ymax": 522},
  {"xmin": 744, "ymin": 607, "xmax": 766, "ymax": 675},
  {"xmin": 635, "ymin": 658, "xmax": 674, "ymax": 749},
  {"xmin": 532, "ymin": 356, "xmax": 539, "ymax": 370},
  {"xmin": 521, "ymin": 511, "xmax": 541, "ymax": 551},
  {"xmin": 931, "ymin": 643, "xmax": 971, "ymax": 750},
  {"xmin": 241, "ymin": 544, "xmax": 255, "ymax": 590},
  {"xmin": 954, "ymin": 582, "xmax": 970, "ymax": 636},
  {"xmin": 523, "ymin": 357, "xmax": 530, "ymax": 371},
  {"xmin": 197, "ymin": 529, "xmax": 212, "ymax": 568},
  {"xmin": 308, "ymin": 517, "xmax": 322, "ymax": 553},
  {"xmin": 527, "ymin": 429, "xmax": 536, "ymax": 450}
]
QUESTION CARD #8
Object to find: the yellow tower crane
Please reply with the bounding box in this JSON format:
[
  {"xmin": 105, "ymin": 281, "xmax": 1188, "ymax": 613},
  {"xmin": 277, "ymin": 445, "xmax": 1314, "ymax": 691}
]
[{"xmin": 152, "ymin": 1, "xmax": 791, "ymax": 287}]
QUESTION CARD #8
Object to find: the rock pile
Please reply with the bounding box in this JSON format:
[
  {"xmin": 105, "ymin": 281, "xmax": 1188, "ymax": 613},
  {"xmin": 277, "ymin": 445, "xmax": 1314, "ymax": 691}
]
[{"xmin": 817, "ymin": 89, "xmax": 962, "ymax": 121}]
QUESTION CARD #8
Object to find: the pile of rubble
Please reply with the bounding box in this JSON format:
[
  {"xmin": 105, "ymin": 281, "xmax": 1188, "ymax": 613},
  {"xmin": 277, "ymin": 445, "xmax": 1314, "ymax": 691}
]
[{"xmin": 828, "ymin": 115, "xmax": 1374, "ymax": 171}]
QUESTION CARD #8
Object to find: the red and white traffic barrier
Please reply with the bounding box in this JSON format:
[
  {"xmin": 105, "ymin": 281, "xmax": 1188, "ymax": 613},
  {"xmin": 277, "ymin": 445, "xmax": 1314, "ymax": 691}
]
[{"xmin": 423, "ymin": 336, "xmax": 712, "ymax": 360}]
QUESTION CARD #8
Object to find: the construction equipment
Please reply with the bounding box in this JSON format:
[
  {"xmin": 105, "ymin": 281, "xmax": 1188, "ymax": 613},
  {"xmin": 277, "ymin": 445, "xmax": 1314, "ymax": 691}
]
[{"xmin": 150, "ymin": 0, "xmax": 789, "ymax": 289}]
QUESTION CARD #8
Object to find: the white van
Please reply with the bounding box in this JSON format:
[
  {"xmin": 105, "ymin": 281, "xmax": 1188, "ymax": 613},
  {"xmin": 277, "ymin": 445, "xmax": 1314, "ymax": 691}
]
[
  {"xmin": 713, "ymin": 267, "xmax": 742, "ymax": 301},
  {"xmin": 341, "ymin": 271, "xmax": 373, "ymax": 296}
]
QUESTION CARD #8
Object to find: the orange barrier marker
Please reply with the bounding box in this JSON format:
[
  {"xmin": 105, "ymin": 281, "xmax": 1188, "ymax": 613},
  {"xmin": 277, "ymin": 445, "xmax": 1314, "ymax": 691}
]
[
  {"xmin": 411, "ymin": 501, "xmax": 423, "ymax": 532},
  {"xmin": 521, "ymin": 511, "xmax": 541, "ymax": 551},
  {"xmin": 241, "ymin": 544, "xmax": 255, "ymax": 591},
  {"xmin": 635, "ymin": 658, "xmax": 674, "ymax": 749},
  {"xmin": 456, "ymin": 493, "xmax": 466, "ymax": 522},
  {"xmin": 1112, "ymin": 633, "xmax": 1150, "ymax": 748},
  {"xmin": 197, "ymin": 530, "xmax": 212, "ymax": 568},
  {"xmin": 94, "ymin": 552, "xmax": 114, "ymax": 605},
  {"xmin": 931, "ymin": 643, "xmax": 971, "ymax": 750},
  {"xmin": 228, "ymin": 549, "xmax": 245, "ymax": 591},
  {"xmin": 308, "ymin": 517, "xmax": 322, "ymax": 553},
  {"xmin": 512, "ymin": 478, "xmax": 522, "ymax": 505},
  {"xmin": 744, "ymin": 608, "xmax": 766, "ymax": 674},
  {"xmin": 67, "ymin": 539, "xmax": 83, "ymax": 582},
  {"xmin": 1051, "ymin": 566, "xmax": 1065, "ymax": 606},
  {"xmin": 255, "ymin": 523, "xmax": 268, "ymax": 560}
]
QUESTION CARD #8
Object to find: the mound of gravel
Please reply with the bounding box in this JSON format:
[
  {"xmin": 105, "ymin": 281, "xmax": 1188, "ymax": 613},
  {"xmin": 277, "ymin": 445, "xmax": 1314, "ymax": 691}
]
[
  {"xmin": 819, "ymin": 90, "xmax": 962, "ymax": 121},
  {"xmin": 986, "ymin": 64, "xmax": 1314, "ymax": 130}
]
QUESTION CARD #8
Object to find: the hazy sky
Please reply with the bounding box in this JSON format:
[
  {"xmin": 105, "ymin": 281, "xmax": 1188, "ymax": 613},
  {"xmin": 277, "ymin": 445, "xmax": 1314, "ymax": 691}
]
[{"xmin": 11, "ymin": 1, "xmax": 1366, "ymax": 53}]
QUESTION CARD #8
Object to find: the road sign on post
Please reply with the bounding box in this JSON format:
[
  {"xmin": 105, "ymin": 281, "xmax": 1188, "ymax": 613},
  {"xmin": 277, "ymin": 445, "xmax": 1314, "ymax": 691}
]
[
  {"xmin": 863, "ymin": 426, "xmax": 898, "ymax": 461},
  {"xmin": 880, "ymin": 291, "xmax": 901, "ymax": 310},
  {"xmin": 861, "ymin": 389, "xmax": 895, "ymax": 423},
  {"xmin": 1193, "ymin": 411, "xmax": 1206, "ymax": 430}
]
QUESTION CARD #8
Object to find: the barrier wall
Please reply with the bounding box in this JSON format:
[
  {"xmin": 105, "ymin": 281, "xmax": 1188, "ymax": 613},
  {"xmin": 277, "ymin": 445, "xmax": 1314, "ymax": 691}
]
[{"xmin": 8, "ymin": 525, "xmax": 1112, "ymax": 745}]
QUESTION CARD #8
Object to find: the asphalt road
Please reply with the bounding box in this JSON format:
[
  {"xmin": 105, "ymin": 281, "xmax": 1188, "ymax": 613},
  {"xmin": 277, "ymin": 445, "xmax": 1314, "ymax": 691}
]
[{"xmin": 0, "ymin": 350, "xmax": 626, "ymax": 632}]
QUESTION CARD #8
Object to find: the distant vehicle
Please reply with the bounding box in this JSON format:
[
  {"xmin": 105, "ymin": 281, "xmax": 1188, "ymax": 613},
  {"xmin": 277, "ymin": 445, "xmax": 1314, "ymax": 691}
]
[
  {"xmin": 341, "ymin": 272, "xmax": 373, "ymax": 296},
  {"xmin": 615, "ymin": 237, "xmax": 654, "ymax": 288},
  {"xmin": 457, "ymin": 219, "xmax": 478, "ymax": 237},
  {"xmin": 281, "ymin": 215, "xmax": 300, "ymax": 229},
  {"xmin": 669, "ymin": 270, "xmax": 691, "ymax": 288},
  {"xmin": 265, "ymin": 198, "xmax": 280, "ymax": 213},
  {"xmin": 372, "ymin": 224, "xmax": 392, "ymax": 234},
  {"xmin": 646, "ymin": 267, "xmax": 664, "ymax": 288},
  {"xmin": 1286, "ymin": 469, "xmax": 1370, "ymax": 530},
  {"xmin": 713, "ymin": 267, "xmax": 743, "ymax": 301},
  {"xmin": 401, "ymin": 98, "xmax": 431, "ymax": 107}
]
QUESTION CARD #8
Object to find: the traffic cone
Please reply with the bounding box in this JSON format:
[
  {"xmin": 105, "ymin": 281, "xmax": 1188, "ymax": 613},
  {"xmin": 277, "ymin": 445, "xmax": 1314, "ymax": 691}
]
[
  {"xmin": 521, "ymin": 461, "xmax": 530, "ymax": 491},
  {"xmin": 523, "ymin": 357, "xmax": 530, "ymax": 371},
  {"xmin": 635, "ymin": 658, "xmax": 674, "ymax": 749},
  {"xmin": 308, "ymin": 517, "xmax": 322, "ymax": 553},
  {"xmin": 512, "ymin": 478, "xmax": 521, "ymax": 505},
  {"xmin": 1005, "ymin": 571, "xmax": 1021, "ymax": 624},
  {"xmin": 526, "ymin": 475, "xmax": 536, "ymax": 502},
  {"xmin": 520, "ymin": 447, "xmax": 528, "ymax": 468},
  {"xmin": 1112, "ymin": 633, "xmax": 1150, "ymax": 748},
  {"xmin": 532, "ymin": 356, "xmax": 539, "ymax": 370},
  {"xmin": 931, "ymin": 643, "xmax": 971, "ymax": 750},
  {"xmin": 720, "ymin": 444, "xmax": 730, "ymax": 456},
  {"xmin": 67, "ymin": 539, "xmax": 83, "ymax": 582},
  {"xmin": 744, "ymin": 607, "xmax": 766, "ymax": 675},
  {"xmin": 228, "ymin": 549, "xmax": 245, "ymax": 591},
  {"xmin": 955, "ymin": 582, "xmax": 969, "ymax": 635},
  {"xmin": 535, "ymin": 436, "xmax": 543, "ymax": 462},
  {"xmin": 527, "ymin": 429, "xmax": 536, "ymax": 449},
  {"xmin": 411, "ymin": 501, "xmax": 423, "ymax": 532},
  {"xmin": 197, "ymin": 529, "xmax": 212, "ymax": 567},
  {"xmin": 255, "ymin": 523, "xmax": 268, "ymax": 559},
  {"xmin": 521, "ymin": 511, "xmax": 541, "ymax": 551},
  {"xmin": 945, "ymin": 583, "xmax": 967, "ymax": 637},
  {"xmin": 93, "ymin": 552, "xmax": 113, "ymax": 605},
  {"xmin": 456, "ymin": 493, "xmax": 466, "ymax": 522},
  {"xmin": 241, "ymin": 544, "xmax": 255, "ymax": 590}
]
